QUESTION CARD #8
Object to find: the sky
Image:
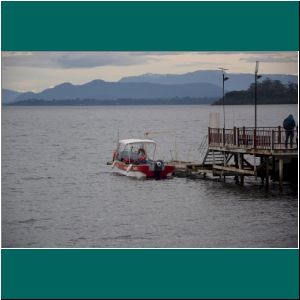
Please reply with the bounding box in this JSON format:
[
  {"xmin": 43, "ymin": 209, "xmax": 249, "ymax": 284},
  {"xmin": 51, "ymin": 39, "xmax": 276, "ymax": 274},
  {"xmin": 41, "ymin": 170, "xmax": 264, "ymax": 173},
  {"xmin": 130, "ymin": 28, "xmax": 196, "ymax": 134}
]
[{"xmin": 1, "ymin": 51, "xmax": 298, "ymax": 93}]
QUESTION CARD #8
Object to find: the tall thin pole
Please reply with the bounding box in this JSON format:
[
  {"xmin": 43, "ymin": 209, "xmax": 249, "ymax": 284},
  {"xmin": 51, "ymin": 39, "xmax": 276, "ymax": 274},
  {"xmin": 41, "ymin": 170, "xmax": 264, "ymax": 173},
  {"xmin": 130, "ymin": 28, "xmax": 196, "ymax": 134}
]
[
  {"xmin": 223, "ymin": 73, "xmax": 225, "ymax": 129},
  {"xmin": 254, "ymin": 61, "xmax": 260, "ymax": 130},
  {"xmin": 253, "ymin": 61, "xmax": 261, "ymax": 182},
  {"xmin": 219, "ymin": 67, "xmax": 228, "ymax": 129},
  {"xmin": 255, "ymin": 73, "xmax": 257, "ymax": 129}
]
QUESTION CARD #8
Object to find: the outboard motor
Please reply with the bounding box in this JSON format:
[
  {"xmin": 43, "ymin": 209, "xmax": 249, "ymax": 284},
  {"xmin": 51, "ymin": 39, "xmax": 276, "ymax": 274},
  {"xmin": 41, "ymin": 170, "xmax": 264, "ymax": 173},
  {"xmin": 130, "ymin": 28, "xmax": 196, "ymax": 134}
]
[{"xmin": 154, "ymin": 160, "xmax": 164, "ymax": 180}]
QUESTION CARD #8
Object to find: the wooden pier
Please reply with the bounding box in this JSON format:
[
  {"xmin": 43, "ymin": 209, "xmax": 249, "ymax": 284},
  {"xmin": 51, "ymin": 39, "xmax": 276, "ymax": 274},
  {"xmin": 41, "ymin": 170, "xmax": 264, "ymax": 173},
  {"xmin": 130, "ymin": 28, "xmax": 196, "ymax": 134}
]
[{"xmin": 173, "ymin": 126, "xmax": 298, "ymax": 189}]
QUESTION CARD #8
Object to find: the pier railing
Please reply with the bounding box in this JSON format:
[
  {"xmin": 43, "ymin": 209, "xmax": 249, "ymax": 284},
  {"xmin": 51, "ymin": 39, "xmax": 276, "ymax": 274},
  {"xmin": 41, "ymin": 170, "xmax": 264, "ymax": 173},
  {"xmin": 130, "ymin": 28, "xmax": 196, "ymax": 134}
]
[{"xmin": 208, "ymin": 126, "xmax": 298, "ymax": 150}]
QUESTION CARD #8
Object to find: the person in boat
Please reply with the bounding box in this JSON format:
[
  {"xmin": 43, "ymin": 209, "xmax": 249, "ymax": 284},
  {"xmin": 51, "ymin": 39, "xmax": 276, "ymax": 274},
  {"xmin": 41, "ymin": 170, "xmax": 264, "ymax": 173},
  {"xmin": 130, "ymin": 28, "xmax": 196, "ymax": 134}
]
[
  {"xmin": 137, "ymin": 147, "xmax": 147, "ymax": 163},
  {"xmin": 283, "ymin": 114, "xmax": 296, "ymax": 148}
]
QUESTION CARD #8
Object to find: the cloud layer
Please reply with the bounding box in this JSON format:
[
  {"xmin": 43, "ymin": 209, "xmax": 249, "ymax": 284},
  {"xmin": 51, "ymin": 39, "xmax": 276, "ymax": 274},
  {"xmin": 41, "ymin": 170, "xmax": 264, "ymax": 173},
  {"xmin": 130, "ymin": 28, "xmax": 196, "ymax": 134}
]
[
  {"xmin": 2, "ymin": 52, "xmax": 160, "ymax": 68},
  {"xmin": 2, "ymin": 51, "xmax": 298, "ymax": 92}
]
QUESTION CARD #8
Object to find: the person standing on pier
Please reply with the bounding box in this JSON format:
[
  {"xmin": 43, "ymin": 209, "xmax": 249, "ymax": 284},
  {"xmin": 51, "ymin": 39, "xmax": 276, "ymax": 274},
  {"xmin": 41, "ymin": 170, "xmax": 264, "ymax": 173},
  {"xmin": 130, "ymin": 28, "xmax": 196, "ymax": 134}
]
[{"xmin": 283, "ymin": 114, "xmax": 296, "ymax": 148}]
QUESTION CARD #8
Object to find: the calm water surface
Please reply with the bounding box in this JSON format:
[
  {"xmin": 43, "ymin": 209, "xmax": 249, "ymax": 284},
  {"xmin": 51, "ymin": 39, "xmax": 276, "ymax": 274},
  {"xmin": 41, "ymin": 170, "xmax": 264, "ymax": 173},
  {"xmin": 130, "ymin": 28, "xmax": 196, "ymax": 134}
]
[{"xmin": 1, "ymin": 105, "xmax": 298, "ymax": 247}]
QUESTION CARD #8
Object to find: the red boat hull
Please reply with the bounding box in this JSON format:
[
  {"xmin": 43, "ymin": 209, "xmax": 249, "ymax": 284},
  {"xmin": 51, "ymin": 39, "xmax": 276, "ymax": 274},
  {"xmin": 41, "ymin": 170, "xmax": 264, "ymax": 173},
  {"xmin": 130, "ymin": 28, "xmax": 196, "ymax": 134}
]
[{"xmin": 113, "ymin": 161, "xmax": 174, "ymax": 179}]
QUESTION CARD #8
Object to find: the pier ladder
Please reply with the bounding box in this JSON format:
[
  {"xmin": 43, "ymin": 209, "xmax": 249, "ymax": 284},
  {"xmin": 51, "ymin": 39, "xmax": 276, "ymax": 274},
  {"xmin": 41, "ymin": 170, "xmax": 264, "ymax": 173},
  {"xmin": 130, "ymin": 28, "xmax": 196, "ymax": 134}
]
[{"xmin": 199, "ymin": 135, "xmax": 224, "ymax": 166}]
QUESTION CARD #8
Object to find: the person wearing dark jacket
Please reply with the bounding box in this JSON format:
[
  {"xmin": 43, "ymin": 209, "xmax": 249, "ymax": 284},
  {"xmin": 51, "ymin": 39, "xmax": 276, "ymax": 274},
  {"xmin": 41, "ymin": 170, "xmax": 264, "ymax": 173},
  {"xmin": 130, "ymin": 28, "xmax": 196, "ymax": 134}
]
[{"xmin": 283, "ymin": 114, "xmax": 296, "ymax": 148}]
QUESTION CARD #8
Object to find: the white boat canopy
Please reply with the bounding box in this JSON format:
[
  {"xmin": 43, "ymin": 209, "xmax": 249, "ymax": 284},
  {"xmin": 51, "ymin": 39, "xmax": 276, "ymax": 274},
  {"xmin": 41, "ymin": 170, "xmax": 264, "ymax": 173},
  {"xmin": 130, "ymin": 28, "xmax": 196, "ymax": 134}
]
[{"xmin": 119, "ymin": 139, "xmax": 156, "ymax": 145}]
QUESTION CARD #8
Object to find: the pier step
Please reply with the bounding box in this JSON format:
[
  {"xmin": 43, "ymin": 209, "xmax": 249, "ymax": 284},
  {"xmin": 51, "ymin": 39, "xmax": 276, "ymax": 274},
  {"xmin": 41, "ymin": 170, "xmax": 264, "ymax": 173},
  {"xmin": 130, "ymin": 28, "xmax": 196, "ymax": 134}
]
[
  {"xmin": 202, "ymin": 150, "xmax": 225, "ymax": 166},
  {"xmin": 204, "ymin": 161, "xmax": 224, "ymax": 165}
]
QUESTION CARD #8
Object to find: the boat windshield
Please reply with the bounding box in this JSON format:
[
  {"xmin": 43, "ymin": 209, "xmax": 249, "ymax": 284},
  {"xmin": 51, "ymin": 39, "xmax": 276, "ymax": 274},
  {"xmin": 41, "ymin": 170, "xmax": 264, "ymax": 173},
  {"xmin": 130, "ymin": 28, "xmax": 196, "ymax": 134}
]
[{"xmin": 117, "ymin": 142, "xmax": 156, "ymax": 162}]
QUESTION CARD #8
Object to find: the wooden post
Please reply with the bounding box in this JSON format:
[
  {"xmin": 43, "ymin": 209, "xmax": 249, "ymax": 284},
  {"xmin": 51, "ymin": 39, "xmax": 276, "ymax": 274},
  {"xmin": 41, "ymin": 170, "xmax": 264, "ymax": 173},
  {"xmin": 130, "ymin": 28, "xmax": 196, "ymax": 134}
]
[
  {"xmin": 253, "ymin": 128, "xmax": 257, "ymax": 180},
  {"xmin": 234, "ymin": 154, "xmax": 239, "ymax": 184},
  {"xmin": 278, "ymin": 126, "xmax": 281, "ymax": 146},
  {"xmin": 265, "ymin": 157, "xmax": 269, "ymax": 188},
  {"xmin": 271, "ymin": 157, "xmax": 276, "ymax": 181},
  {"xmin": 223, "ymin": 152, "xmax": 226, "ymax": 182},
  {"xmin": 260, "ymin": 157, "xmax": 264, "ymax": 184},
  {"xmin": 208, "ymin": 127, "xmax": 211, "ymax": 145},
  {"xmin": 237, "ymin": 128, "xmax": 240, "ymax": 147},
  {"xmin": 271, "ymin": 130, "xmax": 275, "ymax": 150},
  {"xmin": 279, "ymin": 158, "xmax": 283, "ymax": 191},
  {"xmin": 242, "ymin": 126, "xmax": 246, "ymax": 146},
  {"xmin": 233, "ymin": 127, "xmax": 236, "ymax": 146},
  {"xmin": 222, "ymin": 128, "xmax": 225, "ymax": 146},
  {"xmin": 238, "ymin": 153, "xmax": 244, "ymax": 186}
]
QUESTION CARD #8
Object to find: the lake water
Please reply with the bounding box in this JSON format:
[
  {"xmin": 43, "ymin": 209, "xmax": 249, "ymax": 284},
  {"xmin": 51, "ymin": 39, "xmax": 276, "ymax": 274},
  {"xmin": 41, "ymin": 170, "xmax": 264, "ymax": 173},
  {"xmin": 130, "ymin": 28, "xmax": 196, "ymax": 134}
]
[{"xmin": 1, "ymin": 104, "xmax": 298, "ymax": 248}]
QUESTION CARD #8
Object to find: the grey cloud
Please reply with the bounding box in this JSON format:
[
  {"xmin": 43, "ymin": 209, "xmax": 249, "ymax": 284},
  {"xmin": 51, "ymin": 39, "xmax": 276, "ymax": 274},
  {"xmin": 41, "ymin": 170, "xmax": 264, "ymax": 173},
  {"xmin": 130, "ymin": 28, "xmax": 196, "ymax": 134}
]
[
  {"xmin": 201, "ymin": 51, "xmax": 293, "ymax": 55},
  {"xmin": 130, "ymin": 51, "xmax": 187, "ymax": 56},
  {"xmin": 2, "ymin": 52, "xmax": 157, "ymax": 69},
  {"xmin": 55, "ymin": 53, "xmax": 153, "ymax": 68},
  {"xmin": 175, "ymin": 62, "xmax": 229, "ymax": 68},
  {"xmin": 2, "ymin": 52, "xmax": 58, "ymax": 68},
  {"xmin": 240, "ymin": 54, "xmax": 298, "ymax": 64}
]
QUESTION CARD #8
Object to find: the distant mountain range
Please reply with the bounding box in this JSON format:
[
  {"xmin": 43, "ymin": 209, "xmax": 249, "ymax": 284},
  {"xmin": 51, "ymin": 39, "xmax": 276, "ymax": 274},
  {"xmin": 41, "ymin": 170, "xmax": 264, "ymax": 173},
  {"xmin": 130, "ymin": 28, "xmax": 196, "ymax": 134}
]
[
  {"xmin": 1, "ymin": 70, "xmax": 297, "ymax": 105},
  {"xmin": 119, "ymin": 70, "xmax": 297, "ymax": 91},
  {"xmin": 4, "ymin": 80, "xmax": 223, "ymax": 104},
  {"xmin": 2, "ymin": 89, "xmax": 22, "ymax": 104}
]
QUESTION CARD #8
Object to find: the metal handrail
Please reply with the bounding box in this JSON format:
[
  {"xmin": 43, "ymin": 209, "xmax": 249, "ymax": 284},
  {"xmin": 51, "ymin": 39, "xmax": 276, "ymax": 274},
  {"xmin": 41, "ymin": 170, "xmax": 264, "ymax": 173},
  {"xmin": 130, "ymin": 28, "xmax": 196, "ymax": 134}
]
[
  {"xmin": 198, "ymin": 135, "xmax": 208, "ymax": 161},
  {"xmin": 208, "ymin": 126, "xmax": 298, "ymax": 150}
]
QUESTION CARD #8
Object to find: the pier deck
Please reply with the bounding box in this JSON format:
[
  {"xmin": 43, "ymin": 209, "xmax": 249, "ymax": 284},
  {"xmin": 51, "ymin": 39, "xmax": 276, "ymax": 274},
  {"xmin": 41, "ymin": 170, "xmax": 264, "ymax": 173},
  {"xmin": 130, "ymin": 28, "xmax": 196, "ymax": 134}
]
[{"xmin": 173, "ymin": 126, "xmax": 298, "ymax": 189}]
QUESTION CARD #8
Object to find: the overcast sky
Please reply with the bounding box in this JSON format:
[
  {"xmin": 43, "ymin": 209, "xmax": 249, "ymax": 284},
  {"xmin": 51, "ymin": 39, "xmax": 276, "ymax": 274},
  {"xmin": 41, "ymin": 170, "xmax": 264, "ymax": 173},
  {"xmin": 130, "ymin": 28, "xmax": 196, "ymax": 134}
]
[{"xmin": 2, "ymin": 51, "xmax": 298, "ymax": 92}]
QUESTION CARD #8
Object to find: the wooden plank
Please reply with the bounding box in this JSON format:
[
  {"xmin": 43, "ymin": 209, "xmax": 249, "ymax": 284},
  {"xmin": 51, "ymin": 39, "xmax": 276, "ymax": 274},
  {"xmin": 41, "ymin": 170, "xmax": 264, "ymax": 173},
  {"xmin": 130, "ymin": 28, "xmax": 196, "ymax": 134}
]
[
  {"xmin": 189, "ymin": 169, "xmax": 213, "ymax": 174},
  {"xmin": 279, "ymin": 159, "xmax": 283, "ymax": 191},
  {"xmin": 213, "ymin": 165, "xmax": 256, "ymax": 175},
  {"xmin": 208, "ymin": 146, "xmax": 297, "ymax": 157}
]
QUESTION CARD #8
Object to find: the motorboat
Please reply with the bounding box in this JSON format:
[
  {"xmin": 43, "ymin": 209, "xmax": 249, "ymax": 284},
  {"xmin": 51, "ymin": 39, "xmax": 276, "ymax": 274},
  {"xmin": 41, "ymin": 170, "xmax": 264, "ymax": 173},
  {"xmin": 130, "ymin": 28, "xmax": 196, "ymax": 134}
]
[{"xmin": 111, "ymin": 139, "xmax": 174, "ymax": 179}]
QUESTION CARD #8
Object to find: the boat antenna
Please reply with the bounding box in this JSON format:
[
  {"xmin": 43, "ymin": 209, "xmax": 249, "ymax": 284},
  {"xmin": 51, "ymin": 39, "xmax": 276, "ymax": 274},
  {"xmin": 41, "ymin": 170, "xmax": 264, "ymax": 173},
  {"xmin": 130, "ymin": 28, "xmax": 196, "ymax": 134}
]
[{"xmin": 116, "ymin": 129, "xmax": 119, "ymax": 149}]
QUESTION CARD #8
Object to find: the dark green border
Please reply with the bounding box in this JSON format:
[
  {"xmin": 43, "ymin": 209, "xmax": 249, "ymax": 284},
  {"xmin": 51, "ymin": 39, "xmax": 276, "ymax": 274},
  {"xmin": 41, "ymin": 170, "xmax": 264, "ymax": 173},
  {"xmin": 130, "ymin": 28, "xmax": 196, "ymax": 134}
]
[
  {"xmin": 1, "ymin": 249, "xmax": 299, "ymax": 299},
  {"xmin": 1, "ymin": 1, "xmax": 299, "ymax": 299},
  {"xmin": 1, "ymin": 1, "xmax": 299, "ymax": 51}
]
